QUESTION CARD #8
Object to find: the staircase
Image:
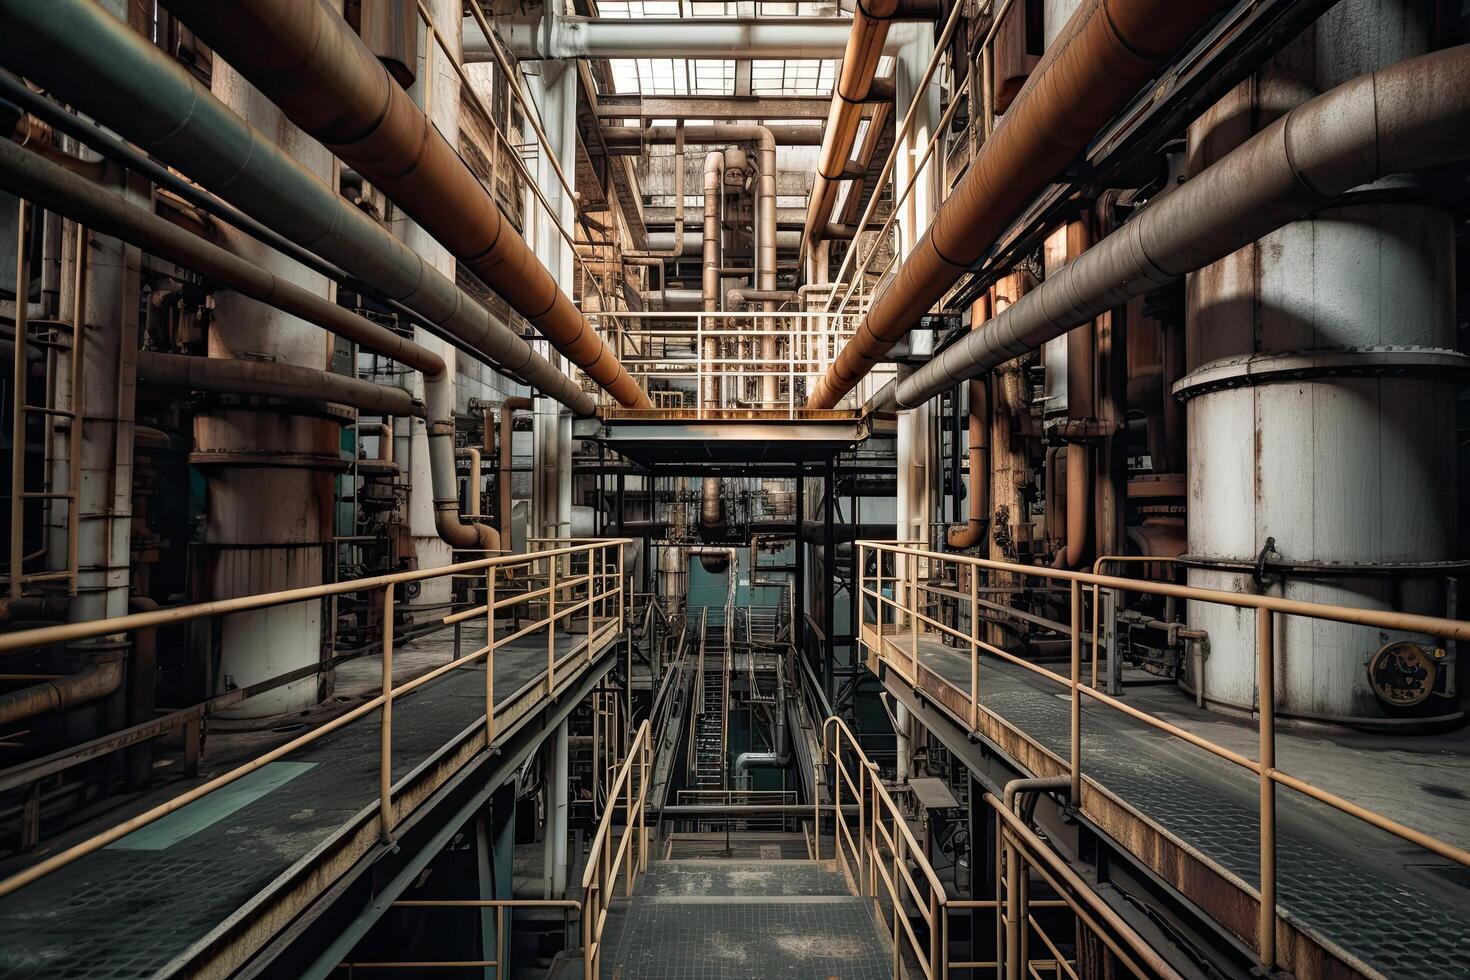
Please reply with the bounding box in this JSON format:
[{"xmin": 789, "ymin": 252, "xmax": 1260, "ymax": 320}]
[
  {"xmin": 595, "ymin": 836, "xmax": 893, "ymax": 979},
  {"xmin": 693, "ymin": 608, "xmax": 727, "ymax": 789}
]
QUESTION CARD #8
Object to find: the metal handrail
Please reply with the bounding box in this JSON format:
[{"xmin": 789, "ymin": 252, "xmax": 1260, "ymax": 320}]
[
  {"xmin": 857, "ymin": 539, "xmax": 1470, "ymax": 973},
  {"xmin": 581, "ymin": 718, "xmax": 652, "ymax": 980},
  {"xmin": 0, "ymin": 538, "xmax": 632, "ymax": 900},
  {"xmin": 815, "ymin": 714, "xmax": 946, "ymax": 979}
]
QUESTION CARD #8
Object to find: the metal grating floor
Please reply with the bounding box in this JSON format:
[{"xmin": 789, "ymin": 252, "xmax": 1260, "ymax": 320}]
[
  {"xmin": 892, "ymin": 635, "xmax": 1470, "ymax": 979},
  {"xmin": 600, "ymin": 858, "xmax": 891, "ymax": 979},
  {"xmin": 0, "ymin": 617, "xmax": 618, "ymax": 980}
]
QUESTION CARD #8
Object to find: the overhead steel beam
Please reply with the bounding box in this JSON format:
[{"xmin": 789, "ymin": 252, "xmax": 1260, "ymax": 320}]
[{"xmin": 471, "ymin": 17, "xmax": 923, "ymax": 61}]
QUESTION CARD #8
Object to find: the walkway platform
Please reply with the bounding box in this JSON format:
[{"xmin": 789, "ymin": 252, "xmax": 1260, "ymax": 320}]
[
  {"xmin": 0, "ymin": 615, "xmax": 622, "ymax": 979},
  {"xmin": 598, "ymin": 859, "xmax": 891, "ymax": 979},
  {"xmin": 865, "ymin": 626, "xmax": 1470, "ymax": 979}
]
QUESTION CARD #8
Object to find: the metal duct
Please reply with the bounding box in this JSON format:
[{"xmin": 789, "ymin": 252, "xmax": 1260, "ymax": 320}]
[
  {"xmin": 897, "ymin": 44, "xmax": 1470, "ymax": 407},
  {"xmin": 159, "ymin": 0, "xmax": 648, "ymax": 410},
  {"xmin": 809, "ymin": 0, "xmax": 1233, "ymax": 409},
  {"xmin": 0, "ymin": 139, "xmax": 447, "ymax": 380},
  {"xmin": 0, "ymin": 0, "xmax": 594, "ymax": 417},
  {"xmin": 137, "ymin": 352, "xmax": 419, "ymax": 418},
  {"xmin": 802, "ymin": 0, "xmax": 931, "ymax": 258}
]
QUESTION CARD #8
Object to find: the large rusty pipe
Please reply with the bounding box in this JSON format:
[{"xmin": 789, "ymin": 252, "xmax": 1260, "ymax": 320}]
[
  {"xmin": 0, "ymin": 0, "xmax": 594, "ymax": 417},
  {"xmin": 0, "ymin": 138, "xmax": 447, "ymax": 379},
  {"xmin": 897, "ymin": 44, "xmax": 1470, "ymax": 406},
  {"xmin": 137, "ymin": 351, "xmax": 419, "ymax": 417},
  {"xmin": 159, "ymin": 0, "xmax": 649, "ymax": 410},
  {"xmin": 809, "ymin": 0, "xmax": 1234, "ymax": 408},
  {"xmin": 803, "ymin": 0, "xmax": 929, "ymax": 258}
]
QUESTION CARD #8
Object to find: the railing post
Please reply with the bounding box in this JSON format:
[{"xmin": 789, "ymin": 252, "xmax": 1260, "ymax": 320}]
[
  {"xmin": 969, "ymin": 565, "xmax": 980, "ymax": 730},
  {"xmin": 379, "ymin": 583, "xmax": 395, "ymax": 842},
  {"xmin": 547, "ymin": 553, "xmax": 557, "ymax": 693},
  {"xmin": 624, "ymin": 742, "xmax": 635, "ymax": 897},
  {"xmin": 814, "ymin": 727, "xmax": 824, "ymax": 861},
  {"xmin": 1257, "ymin": 606, "xmax": 1277, "ymax": 970},
  {"xmin": 1070, "ymin": 579, "xmax": 1082, "ymax": 804},
  {"xmin": 910, "ymin": 556, "xmax": 919, "ymax": 679},
  {"xmin": 486, "ymin": 564, "xmax": 496, "ymax": 744}
]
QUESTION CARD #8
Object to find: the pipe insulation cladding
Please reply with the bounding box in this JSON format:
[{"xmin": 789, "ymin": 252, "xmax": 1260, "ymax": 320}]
[
  {"xmin": 807, "ymin": 0, "xmax": 1235, "ymax": 409},
  {"xmin": 0, "ymin": 0, "xmax": 595, "ymax": 418},
  {"xmin": 158, "ymin": 0, "xmax": 650, "ymax": 410},
  {"xmin": 895, "ymin": 44, "xmax": 1470, "ymax": 406}
]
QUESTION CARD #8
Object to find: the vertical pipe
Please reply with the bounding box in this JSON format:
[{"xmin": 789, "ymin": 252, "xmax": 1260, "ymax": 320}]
[
  {"xmin": 700, "ymin": 151, "xmax": 725, "ymax": 409},
  {"xmin": 823, "ymin": 459, "xmax": 835, "ymax": 705}
]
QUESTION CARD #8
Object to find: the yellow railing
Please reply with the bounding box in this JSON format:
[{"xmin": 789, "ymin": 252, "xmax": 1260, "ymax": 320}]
[
  {"xmin": 856, "ymin": 540, "xmax": 1470, "ymax": 973},
  {"xmin": 814, "ymin": 715, "xmax": 1171, "ymax": 978},
  {"xmin": 816, "ymin": 715, "xmax": 947, "ymax": 978},
  {"xmin": 0, "ymin": 538, "xmax": 631, "ymax": 899},
  {"xmin": 581, "ymin": 717, "xmax": 652, "ymax": 980}
]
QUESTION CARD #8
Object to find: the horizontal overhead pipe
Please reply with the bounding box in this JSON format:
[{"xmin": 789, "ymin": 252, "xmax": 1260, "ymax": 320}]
[
  {"xmin": 808, "ymin": 0, "xmax": 1233, "ymax": 409},
  {"xmin": 601, "ymin": 125, "xmax": 826, "ymax": 149},
  {"xmin": 0, "ymin": 139, "xmax": 447, "ymax": 380},
  {"xmin": 159, "ymin": 0, "xmax": 647, "ymax": 410},
  {"xmin": 477, "ymin": 16, "xmax": 923, "ymax": 61},
  {"xmin": 0, "ymin": 0, "xmax": 595, "ymax": 417},
  {"xmin": 898, "ymin": 44, "xmax": 1470, "ymax": 407},
  {"xmin": 802, "ymin": 0, "xmax": 932, "ymax": 259},
  {"xmin": 137, "ymin": 351, "xmax": 420, "ymax": 418}
]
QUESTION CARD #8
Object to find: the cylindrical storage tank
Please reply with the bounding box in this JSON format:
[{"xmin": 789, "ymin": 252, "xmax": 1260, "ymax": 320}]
[
  {"xmin": 1179, "ymin": 1, "xmax": 1462, "ymax": 725},
  {"xmin": 202, "ymin": 61, "xmax": 339, "ymax": 718},
  {"xmin": 659, "ymin": 545, "xmax": 687, "ymax": 617}
]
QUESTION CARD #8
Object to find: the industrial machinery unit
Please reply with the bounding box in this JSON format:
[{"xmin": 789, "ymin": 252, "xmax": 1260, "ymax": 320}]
[{"xmin": 0, "ymin": 0, "xmax": 1467, "ymax": 978}]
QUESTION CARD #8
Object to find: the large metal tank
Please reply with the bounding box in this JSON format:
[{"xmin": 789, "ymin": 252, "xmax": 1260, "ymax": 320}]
[{"xmin": 1178, "ymin": 1, "xmax": 1462, "ymax": 725}]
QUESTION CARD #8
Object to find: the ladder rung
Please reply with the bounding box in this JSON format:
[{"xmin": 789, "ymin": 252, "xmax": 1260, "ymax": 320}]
[
  {"xmin": 22, "ymin": 405, "xmax": 76, "ymax": 418},
  {"xmin": 20, "ymin": 491, "xmax": 74, "ymax": 500}
]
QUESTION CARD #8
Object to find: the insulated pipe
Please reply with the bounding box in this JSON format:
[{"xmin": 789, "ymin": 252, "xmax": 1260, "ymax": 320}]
[
  {"xmin": 802, "ymin": 0, "xmax": 932, "ymax": 258},
  {"xmin": 457, "ymin": 448, "xmax": 483, "ymax": 518},
  {"xmin": 897, "ymin": 44, "xmax": 1470, "ymax": 407},
  {"xmin": 728, "ymin": 288, "xmax": 797, "ymax": 306},
  {"xmin": 159, "ymin": 0, "xmax": 648, "ymax": 410},
  {"xmin": 478, "ymin": 17, "xmax": 919, "ymax": 61},
  {"xmin": 0, "ymin": 654, "xmax": 124, "ymax": 727},
  {"xmin": 647, "ymin": 230, "xmax": 802, "ymax": 254},
  {"xmin": 499, "ymin": 397, "xmax": 533, "ymax": 550},
  {"xmin": 0, "ymin": 0, "xmax": 594, "ymax": 418},
  {"xmin": 0, "ymin": 139, "xmax": 448, "ymax": 380},
  {"xmin": 602, "ymin": 125, "xmax": 825, "ymax": 149},
  {"xmin": 701, "ymin": 151, "xmax": 725, "ymax": 409},
  {"xmin": 809, "ymin": 0, "xmax": 1234, "ymax": 408},
  {"xmin": 137, "ymin": 351, "xmax": 419, "ymax": 418},
  {"xmin": 945, "ymin": 378, "xmax": 988, "ymax": 549}
]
